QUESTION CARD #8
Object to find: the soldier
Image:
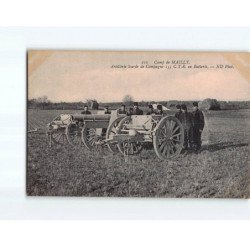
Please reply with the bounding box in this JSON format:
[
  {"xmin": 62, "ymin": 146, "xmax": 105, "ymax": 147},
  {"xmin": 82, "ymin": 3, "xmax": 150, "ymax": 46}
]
[
  {"xmin": 146, "ymin": 104, "xmax": 156, "ymax": 115},
  {"xmin": 179, "ymin": 104, "xmax": 193, "ymax": 150},
  {"xmin": 192, "ymin": 101, "xmax": 205, "ymax": 151},
  {"xmin": 175, "ymin": 104, "xmax": 182, "ymax": 120},
  {"xmin": 156, "ymin": 104, "xmax": 163, "ymax": 115},
  {"xmin": 128, "ymin": 107, "xmax": 134, "ymax": 116},
  {"xmin": 132, "ymin": 102, "xmax": 143, "ymax": 115},
  {"xmin": 81, "ymin": 105, "xmax": 91, "ymax": 114},
  {"xmin": 104, "ymin": 105, "xmax": 111, "ymax": 114},
  {"xmin": 118, "ymin": 104, "xmax": 127, "ymax": 115},
  {"xmin": 101, "ymin": 106, "xmax": 111, "ymax": 136}
]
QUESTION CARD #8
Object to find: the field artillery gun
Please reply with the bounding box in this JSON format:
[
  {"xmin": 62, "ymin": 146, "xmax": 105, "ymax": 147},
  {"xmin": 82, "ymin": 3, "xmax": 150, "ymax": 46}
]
[
  {"xmin": 46, "ymin": 111, "xmax": 125, "ymax": 149},
  {"xmin": 47, "ymin": 111, "xmax": 184, "ymax": 160},
  {"xmin": 107, "ymin": 115, "xmax": 184, "ymax": 160}
]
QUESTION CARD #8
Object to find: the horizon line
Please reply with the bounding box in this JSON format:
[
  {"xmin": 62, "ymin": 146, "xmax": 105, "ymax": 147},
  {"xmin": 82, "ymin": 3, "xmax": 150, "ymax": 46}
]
[{"xmin": 28, "ymin": 98, "xmax": 250, "ymax": 103}]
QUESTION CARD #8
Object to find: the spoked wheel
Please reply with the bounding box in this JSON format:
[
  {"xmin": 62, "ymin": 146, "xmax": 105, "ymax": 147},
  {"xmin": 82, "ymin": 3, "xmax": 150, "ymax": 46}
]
[
  {"xmin": 81, "ymin": 126, "xmax": 98, "ymax": 149},
  {"xmin": 153, "ymin": 116, "xmax": 184, "ymax": 160},
  {"xmin": 106, "ymin": 117, "xmax": 124, "ymax": 152},
  {"xmin": 49, "ymin": 128, "xmax": 68, "ymax": 145},
  {"xmin": 116, "ymin": 116, "xmax": 143, "ymax": 155},
  {"xmin": 66, "ymin": 123, "xmax": 82, "ymax": 146},
  {"xmin": 119, "ymin": 141, "xmax": 143, "ymax": 156}
]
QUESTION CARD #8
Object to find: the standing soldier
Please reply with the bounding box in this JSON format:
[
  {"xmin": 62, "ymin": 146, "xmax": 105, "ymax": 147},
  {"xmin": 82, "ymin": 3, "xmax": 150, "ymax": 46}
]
[
  {"xmin": 179, "ymin": 104, "xmax": 193, "ymax": 150},
  {"xmin": 175, "ymin": 104, "xmax": 182, "ymax": 120},
  {"xmin": 192, "ymin": 102, "xmax": 205, "ymax": 151},
  {"xmin": 102, "ymin": 106, "xmax": 111, "ymax": 136},
  {"xmin": 132, "ymin": 102, "xmax": 143, "ymax": 115},
  {"xmin": 104, "ymin": 105, "xmax": 111, "ymax": 114},
  {"xmin": 156, "ymin": 104, "xmax": 163, "ymax": 115},
  {"xmin": 128, "ymin": 107, "xmax": 134, "ymax": 116},
  {"xmin": 81, "ymin": 105, "xmax": 91, "ymax": 114},
  {"xmin": 146, "ymin": 104, "xmax": 156, "ymax": 115},
  {"xmin": 118, "ymin": 104, "xmax": 127, "ymax": 115}
]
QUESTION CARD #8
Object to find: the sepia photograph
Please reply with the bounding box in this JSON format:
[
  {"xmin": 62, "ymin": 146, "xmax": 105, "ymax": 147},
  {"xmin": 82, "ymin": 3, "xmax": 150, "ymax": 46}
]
[{"xmin": 27, "ymin": 50, "xmax": 250, "ymax": 198}]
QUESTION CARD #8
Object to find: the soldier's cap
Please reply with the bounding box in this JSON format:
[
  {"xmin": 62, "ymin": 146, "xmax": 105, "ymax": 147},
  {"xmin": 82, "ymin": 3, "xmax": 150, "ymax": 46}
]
[
  {"xmin": 157, "ymin": 104, "xmax": 162, "ymax": 110},
  {"xmin": 148, "ymin": 104, "xmax": 153, "ymax": 109},
  {"xmin": 133, "ymin": 102, "xmax": 139, "ymax": 106},
  {"xmin": 176, "ymin": 104, "xmax": 181, "ymax": 109},
  {"xmin": 193, "ymin": 101, "xmax": 199, "ymax": 107},
  {"xmin": 84, "ymin": 105, "xmax": 88, "ymax": 108},
  {"xmin": 181, "ymin": 104, "xmax": 187, "ymax": 110},
  {"xmin": 104, "ymin": 105, "xmax": 109, "ymax": 108}
]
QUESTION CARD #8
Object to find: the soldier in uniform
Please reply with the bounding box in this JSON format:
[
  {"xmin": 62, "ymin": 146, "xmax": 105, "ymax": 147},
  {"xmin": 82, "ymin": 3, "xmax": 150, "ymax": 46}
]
[
  {"xmin": 179, "ymin": 104, "xmax": 193, "ymax": 150},
  {"xmin": 101, "ymin": 106, "xmax": 111, "ymax": 136},
  {"xmin": 118, "ymin": 104, "xmax": 127, "ymax": 115},
  {"xmin": 146, "ymin": 104, "xmax": 156, "ymax": 115},
  {"xmin": 132, "ymin": 102, "xmax": 143, "ymax": 115},
  {"xmin": 192, "ymin": 102, "xmax": 205, "ymax": 151},
  {"xmin": 81, "ymin": 105, "xmax": 91, "ymax": 114},
  {"xmin": 175, "ymin": 104, "xmax": 182, "ymax": 120},
  {"xmin": 156, "ymin": 104, "xmax": 163, "ymax": 115},
  {"xmin": 128, "ymin": 107, "xmax": 134, "ymax": 116},
  {"xmin": 104, "ymin": 106, "xmax": 111, "ymax": 114}
]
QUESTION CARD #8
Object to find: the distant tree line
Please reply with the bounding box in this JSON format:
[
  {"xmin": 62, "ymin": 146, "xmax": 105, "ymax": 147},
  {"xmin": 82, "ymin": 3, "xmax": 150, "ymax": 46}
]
[
  {"xmin": 28, "ymin": 96, "xmax": 250, "ymax": 111},
  {"xmin": 28, "ymin": 96, "xmax": 99, "ymax": 110}
]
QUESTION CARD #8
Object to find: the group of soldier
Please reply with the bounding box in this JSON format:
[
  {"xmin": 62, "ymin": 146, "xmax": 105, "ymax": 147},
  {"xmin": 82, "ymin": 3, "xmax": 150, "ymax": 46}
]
[
  {"xmin": 118, "ymin": 102, "xmax": 163, "ymax": 115},
  {"xmin": 81, "ymin": 105, "xmax": 111, "ymax": 114},
  {"xmin": 81, "ymin": 101, "xmax": 205, "ymax": 152},
  {"xmin": 174, "ymin": 102, "xmax": 205, "ymax": 152}
]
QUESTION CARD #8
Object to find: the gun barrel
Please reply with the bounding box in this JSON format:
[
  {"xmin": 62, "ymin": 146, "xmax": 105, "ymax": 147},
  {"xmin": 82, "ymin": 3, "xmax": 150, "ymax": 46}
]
[{"xmin": 72, "ymin": 114, "xmax": 111, "ymax": 122}]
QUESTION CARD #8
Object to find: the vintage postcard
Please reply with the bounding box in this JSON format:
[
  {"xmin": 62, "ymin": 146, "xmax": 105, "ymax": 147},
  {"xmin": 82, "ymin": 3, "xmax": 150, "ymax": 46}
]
[{"xmin": 27, "ymin": 51, "xmax": 250, "ymax": 198}]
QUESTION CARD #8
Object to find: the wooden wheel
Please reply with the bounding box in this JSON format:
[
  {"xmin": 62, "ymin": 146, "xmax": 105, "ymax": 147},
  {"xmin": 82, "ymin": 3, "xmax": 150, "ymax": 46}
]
[
  {"xmin": 119, "ymin": 141, "xmax": 143, "ymax": 156},
  {"xmin": 49, "ymin": 128, "xmax": 67, "ymax": 145},
  {"xmin": 116, "ymin": 116, "xmax": 143, "ymax": 155},
  {"xmin": 65, "ymin": 123, "xmax": 82, "ymax": 146},
  {"xmin": 153, "ymin": 116, "xmax": 184, "ymax": 160},
  {"xmin": 106, "ymin": 117, "xmax": 124, "ymax": 152},
  {"xmin": 47, "ymin": 114, "xmax": 73, "ymax": 146},
  {"xmin": 81, "ymin": 126, "xmax": 98, "ymax": 149}
]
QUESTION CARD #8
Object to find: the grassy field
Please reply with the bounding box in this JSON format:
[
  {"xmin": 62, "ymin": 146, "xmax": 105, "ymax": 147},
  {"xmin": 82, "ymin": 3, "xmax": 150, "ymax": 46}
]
[{"xmin": 27, "ymin": 109, "xmax": 250, "ymax": 198}]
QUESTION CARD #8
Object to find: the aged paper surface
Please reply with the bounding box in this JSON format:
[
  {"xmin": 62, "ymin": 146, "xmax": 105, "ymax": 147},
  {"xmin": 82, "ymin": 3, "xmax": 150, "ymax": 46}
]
[{"xmin": 27, "ymin": 51, "xmax": 250, "ymax": 198}]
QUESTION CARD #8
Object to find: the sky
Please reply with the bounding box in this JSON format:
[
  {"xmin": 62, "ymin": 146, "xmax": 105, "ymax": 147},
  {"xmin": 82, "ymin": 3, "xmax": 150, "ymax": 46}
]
[{"xmin": 28, "ymin": 51, "xmax": 250, "ymax": 102}]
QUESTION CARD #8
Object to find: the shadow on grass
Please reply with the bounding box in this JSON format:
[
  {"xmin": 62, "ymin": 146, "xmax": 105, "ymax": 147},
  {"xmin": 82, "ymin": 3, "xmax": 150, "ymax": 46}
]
[{"xmin": 202, "ymin": 141, "xmax": 249, "ymax": 152}]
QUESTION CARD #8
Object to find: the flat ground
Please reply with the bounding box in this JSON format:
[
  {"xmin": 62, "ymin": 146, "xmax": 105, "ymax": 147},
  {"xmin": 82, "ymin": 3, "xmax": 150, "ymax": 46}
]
[{"xmin": 27, "ymin": 109, "xmax": 250, "ymax": 198}]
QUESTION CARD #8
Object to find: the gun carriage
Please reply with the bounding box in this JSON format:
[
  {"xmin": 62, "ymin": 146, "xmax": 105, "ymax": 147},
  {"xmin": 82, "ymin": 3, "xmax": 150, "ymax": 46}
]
[{"xmin": 47, "ymin": 111, "xmax": 184, "ymax": 160}]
